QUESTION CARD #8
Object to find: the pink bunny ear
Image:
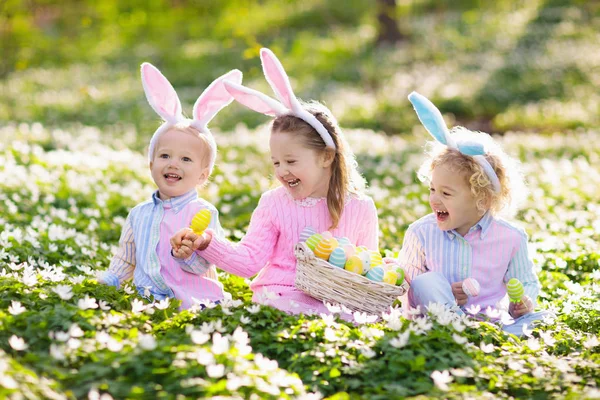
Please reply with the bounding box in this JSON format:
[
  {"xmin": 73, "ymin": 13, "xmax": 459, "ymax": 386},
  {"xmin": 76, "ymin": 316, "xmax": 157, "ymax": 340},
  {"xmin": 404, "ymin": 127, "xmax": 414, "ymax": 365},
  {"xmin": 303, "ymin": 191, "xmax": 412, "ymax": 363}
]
[
  {"xmin": 140, "ymin": 62, "xmax": 182, "ymax": 123},
  {"xmin": 193, "ymin": 69, "xmax": 243, "ymax": 129},
  {"xmin": 260, "ymin": 48, "xmax": 301, "ymax": 111},
  {"xmin": 224, "ymin": 80, "xmax": 289, "ymax": 116}
]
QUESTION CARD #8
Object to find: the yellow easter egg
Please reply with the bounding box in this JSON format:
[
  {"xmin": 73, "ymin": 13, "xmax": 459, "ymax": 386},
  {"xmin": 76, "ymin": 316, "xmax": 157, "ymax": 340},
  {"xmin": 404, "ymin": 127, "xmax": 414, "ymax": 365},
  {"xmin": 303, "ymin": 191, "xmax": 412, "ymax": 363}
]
[
  {"xmin": 314, "ymin": 238, "xmax": 334, "ymax": 260},
  {"xmin": 370, "ymin": 250, "xmax": 383, "ymax": 267},
  {"xmin": 382, "ymin": 270, "xmax": 398, "ymax": 285},
  {"xmin": 190, "ymin": 209, "xmax": 211, "ymax": 235},
  {"xmin": 345, "ymin": 256, "xmax": 363, "ymax": 274}
]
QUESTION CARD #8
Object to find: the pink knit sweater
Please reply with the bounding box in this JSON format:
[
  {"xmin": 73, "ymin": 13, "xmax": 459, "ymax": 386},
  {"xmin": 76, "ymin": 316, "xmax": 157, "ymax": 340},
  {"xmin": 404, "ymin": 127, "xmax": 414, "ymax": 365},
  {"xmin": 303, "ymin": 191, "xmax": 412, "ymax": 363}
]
[{"xmin": 200, "ymin": 186, "xmax": 379, "ymax": 315}]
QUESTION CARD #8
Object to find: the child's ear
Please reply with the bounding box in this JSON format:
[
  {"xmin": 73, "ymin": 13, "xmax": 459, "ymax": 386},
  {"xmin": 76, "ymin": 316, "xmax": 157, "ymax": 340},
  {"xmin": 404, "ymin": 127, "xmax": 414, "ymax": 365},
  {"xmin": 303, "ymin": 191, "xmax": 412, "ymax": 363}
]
[
  {"xmin": 321, "ymin": 149, "xmax": 335, "ymax": 168},
  {"xmin": 198, "ymin": 167, "xmax": 210, "ymax": 184}
]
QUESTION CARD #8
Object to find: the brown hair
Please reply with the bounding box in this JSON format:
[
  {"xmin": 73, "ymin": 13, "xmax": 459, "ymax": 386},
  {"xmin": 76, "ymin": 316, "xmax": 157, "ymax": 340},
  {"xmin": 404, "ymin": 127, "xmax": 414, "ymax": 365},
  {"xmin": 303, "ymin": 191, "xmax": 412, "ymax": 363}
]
[
  {"xmin": 271, "ymin": 101, "xmax": 362, "ymax": 229},
  {"xmin": 418, "ymin": 127, "xmax": 524, "ymax": 216}
]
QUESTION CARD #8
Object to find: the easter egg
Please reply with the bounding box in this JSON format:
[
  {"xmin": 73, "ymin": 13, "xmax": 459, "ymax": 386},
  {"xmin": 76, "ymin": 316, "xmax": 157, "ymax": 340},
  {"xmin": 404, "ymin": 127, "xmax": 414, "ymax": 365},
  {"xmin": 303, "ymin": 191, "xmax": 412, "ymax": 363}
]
[
  {"xmin": 299, "ymin": 226, "xmax": 316, "ymax": 242},
  {"xmin": 328, "ymin": 247, "xmax": 347, "ymax": 268},
  {"xmin": 321, "ymin": 231, "xmax": 333, "ymax": 240},
  {"xmin": 366, "ymin": 266, "xmax": 385, "ymax": 282},
  {"xmin": 343, "ymin": 244, "xmax": 356, "ymax": 258},
  {"xmin": 306, "ymin": 233, "xmax": 323, "ymax": 251},
  {"xmin": 462, "ymin": 277, "xmax": 480, "ymax": 297},
  {"xmin": 190, "ymin": 209, "xmax": 211, "ymax": 235},
  {"xmin": 382, "ymin": 270, "xmax": 398, "ymax": 285},
  {"xmin": 358, "ymin": 251, "xmax": 372, "ymax": 274},
  {"xmin": 314, "ymin": 238, "xmax": 335, "ymax": 260},
  {"xmin": 370, "ymin": 251, "xmax": 383, "ymax": 267},
  {"xmin": 345, "ymin": 256, "xmax": 363, "ymax": 274},
  {"xmin": 337, "ymin": 237, "xmax": 351, "ymax": 247},
  {"xmin": 356, "ymin": 246, "xmax": 368, "ymax": 254},
  {"xmin": 507, "ymin": 278, "xmax": 524, "ymax": 303},
  {"xmin": 395, "ymin": 267, "xmax": 405, "ymax": 285}
]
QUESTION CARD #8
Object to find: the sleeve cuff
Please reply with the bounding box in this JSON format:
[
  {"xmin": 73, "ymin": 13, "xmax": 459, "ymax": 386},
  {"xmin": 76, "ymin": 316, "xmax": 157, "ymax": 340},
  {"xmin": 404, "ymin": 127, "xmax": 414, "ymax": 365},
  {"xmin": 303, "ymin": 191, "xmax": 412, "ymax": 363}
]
[
  {"xmin": 198, "ymin": 229, "xmax": 229, "ymax": 264},
  {"xmin": 100, "ymin": 271, "xmax": 120, "ymax": 287}
]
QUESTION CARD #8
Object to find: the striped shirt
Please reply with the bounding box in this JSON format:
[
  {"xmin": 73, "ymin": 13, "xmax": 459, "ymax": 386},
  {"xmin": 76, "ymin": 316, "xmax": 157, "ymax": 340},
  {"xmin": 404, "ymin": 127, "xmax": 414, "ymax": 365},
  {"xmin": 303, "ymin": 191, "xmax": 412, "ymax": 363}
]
[
  {"xmin": 399, "ymin": 212, "xmax": 540, "ymax": 310},
  {"xmin": 103, "ymin": 189, "xmax": 224, "ymax": 308}
]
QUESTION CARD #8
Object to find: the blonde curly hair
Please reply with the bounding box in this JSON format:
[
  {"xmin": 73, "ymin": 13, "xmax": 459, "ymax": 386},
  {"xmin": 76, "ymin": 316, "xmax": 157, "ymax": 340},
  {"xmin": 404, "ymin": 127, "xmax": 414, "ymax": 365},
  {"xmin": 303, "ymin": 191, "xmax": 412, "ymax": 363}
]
[{"xmin": 418, "ymin": 127, "xmax": 526, "ymax": 217}]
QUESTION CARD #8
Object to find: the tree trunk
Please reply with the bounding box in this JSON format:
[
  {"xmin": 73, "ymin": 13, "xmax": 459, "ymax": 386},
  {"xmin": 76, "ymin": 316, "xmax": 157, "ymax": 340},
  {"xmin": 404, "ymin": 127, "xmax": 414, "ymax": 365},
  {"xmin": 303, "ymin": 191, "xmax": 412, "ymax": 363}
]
[{"xmin": 376, "ymin": 0, "xmax": 404, "ymax": 46}]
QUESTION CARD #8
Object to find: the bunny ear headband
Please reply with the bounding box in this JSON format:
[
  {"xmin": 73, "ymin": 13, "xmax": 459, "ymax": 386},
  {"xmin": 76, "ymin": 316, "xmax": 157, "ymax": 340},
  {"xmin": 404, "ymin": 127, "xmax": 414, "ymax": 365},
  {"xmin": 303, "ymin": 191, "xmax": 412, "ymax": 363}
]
[
  {"xmin": 408, "ymin": 91, "xmax": 500, "ymax": 192},
  {"xmin": 141, "ymin": 62, "xmax": 243, "ymax": 173},
  {"xmin": 222, "ymin": 48, "xmax": 336, "ymax": 149}
]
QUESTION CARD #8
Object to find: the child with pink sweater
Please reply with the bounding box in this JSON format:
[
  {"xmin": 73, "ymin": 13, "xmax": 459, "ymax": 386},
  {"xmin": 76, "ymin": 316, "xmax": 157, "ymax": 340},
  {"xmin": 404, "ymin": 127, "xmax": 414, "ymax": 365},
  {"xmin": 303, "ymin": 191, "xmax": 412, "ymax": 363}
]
[{"xmin": 171, "ymin": 49, "xmax": 379, "ymax": 315}]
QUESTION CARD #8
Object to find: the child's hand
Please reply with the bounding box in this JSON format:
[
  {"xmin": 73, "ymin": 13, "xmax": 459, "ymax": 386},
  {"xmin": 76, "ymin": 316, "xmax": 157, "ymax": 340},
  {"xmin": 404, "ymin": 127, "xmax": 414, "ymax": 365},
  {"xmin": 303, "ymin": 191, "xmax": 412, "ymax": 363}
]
[
  {"xmin": 509, "ymin": 295, "xmax": 534, "ymax": 319},
  {"xmin": 170, "ymin": 228, "xmax": 213, "ymax": 259},
  {"xmin": 451, "ymin": 281, "xmax": 468, "ymax": 306}
]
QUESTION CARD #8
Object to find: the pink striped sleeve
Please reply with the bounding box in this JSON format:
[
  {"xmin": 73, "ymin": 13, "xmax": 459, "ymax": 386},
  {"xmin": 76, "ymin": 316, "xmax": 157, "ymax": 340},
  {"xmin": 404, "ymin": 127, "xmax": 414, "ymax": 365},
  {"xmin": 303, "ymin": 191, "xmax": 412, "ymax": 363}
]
[{"xmin": 199, "ymin": 194, "xmax": 278, "ymax": 278}]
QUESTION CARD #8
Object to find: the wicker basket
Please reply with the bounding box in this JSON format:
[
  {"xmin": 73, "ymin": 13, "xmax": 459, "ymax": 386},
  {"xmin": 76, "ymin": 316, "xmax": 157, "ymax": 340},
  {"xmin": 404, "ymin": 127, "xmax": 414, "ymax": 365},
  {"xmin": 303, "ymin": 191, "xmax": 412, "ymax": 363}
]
[{"xmin": 294, "ymin": 242, "xmax": 409, "ymax": 315}]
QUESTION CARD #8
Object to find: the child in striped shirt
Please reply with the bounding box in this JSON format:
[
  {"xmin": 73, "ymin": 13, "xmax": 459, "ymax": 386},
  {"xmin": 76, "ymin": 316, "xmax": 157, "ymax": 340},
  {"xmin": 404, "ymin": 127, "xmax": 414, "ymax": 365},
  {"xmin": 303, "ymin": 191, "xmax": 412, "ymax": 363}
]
[
  {"xmin": 97, "ymin": 62, "xmax": 242, "ymax": 309},
  {"xmin": 170, "ymin": 49, "xmax": 379, "ymax": 316},
  {"xmin": 398, "ymin": 92, "xmax": 548, "ymax": 336}
]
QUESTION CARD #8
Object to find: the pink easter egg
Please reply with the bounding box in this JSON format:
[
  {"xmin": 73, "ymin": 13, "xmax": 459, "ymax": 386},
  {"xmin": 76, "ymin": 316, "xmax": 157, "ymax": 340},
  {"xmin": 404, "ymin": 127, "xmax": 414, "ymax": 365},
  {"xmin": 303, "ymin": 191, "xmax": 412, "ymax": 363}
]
[
  {"xmin": 462, "ymin": 278, "xmax": 480, "ymax": 297},
  {"xmin": 321, "ymin": 231, "xmax": 333, "ymax": 240},
  {"xmin": 343, "ymin": 244, "xmax": 355, "ymax": 258}
]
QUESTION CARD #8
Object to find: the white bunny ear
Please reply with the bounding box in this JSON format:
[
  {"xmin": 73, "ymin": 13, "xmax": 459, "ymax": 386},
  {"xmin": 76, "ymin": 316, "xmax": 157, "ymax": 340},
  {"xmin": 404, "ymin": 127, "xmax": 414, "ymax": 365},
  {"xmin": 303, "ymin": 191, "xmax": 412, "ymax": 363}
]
[
  {"xmin": 224, "ymin": 80, "xmax": 289, "ymax": 116},
  {"xmin": 192, "ymin": 69, "xmax": 243, "ymax": 130},
  {"xmin": 140, "ymin": 62, "xmax": 183, "ymax": 123},
  {"xmin": 260, "ymin": 48, "xmax": 302, "ymax": 111}
]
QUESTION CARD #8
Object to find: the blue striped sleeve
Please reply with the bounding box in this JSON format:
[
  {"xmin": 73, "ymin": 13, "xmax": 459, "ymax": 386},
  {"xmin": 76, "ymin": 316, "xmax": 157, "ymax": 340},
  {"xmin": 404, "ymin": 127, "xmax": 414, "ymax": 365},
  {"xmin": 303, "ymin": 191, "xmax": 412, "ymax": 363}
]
[
  {"xmin": 104, "ymin": 216, "xmax": 136, "ymax": 286},
  {"xmin": 398, "ymin": 226, "xmax": 427, "ymax": 283},
  {"xmin": 504, "ymin": 229, "xmax": 540, "ymax": 306}
]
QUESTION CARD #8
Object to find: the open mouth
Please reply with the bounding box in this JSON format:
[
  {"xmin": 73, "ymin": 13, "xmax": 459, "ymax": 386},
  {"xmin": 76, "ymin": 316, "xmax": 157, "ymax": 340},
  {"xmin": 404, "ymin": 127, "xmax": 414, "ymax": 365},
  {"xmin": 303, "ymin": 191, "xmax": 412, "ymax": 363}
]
[
  {"xmin": 435, "ymin": 209, "xmax": 449, "ymax": 222},
  {"xmin": 287, "ymin": 179, "xmax": 300, "ymax": 187},
  {"xmin": 164, "ymin": 173, "xmax": 182, "ymax": 182}
]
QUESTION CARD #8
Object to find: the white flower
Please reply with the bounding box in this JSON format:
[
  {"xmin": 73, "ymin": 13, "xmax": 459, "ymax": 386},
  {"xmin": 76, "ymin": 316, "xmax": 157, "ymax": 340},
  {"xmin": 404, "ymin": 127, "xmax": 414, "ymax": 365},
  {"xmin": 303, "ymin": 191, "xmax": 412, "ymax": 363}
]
[
  {"xmin": 353, "ymin": 311, "xmax": 378, "ymax": 324},
  {"xmin": 78, "ymin": 295, "xmax": 98, "ymax": 310},
  {"xmin": 50, "ymin": 344, "xmax": 66, "ymax": 361},
  {"xmin": 324, "ymin": 327, "xmax": 339, "ymax": 342},
  {"xmin": 480, "ymin": 342, "xmax": 495, "ymax": 354},
  {"xmin": 68, "ymin": 324, "xmax": 84, "ymax": 338},
  {"xmin": 539, "ymin": 331, "xmax": 556, "ymax": 347},
  {"xmin": 9, "ymin": 335, "xmax": 27, "ymax": 351},
  {"xmin": 526, "ymin": 338, "xmax": 541, "ymax": 351},
  {"xmin": 431, "ymin": 370, "xmax": 453, "ymax": 391},
  {"xmin": 389, "ymin": 330, "xmax": 411, "ymax": 348},
  {"xmin": 153, "ymin": 298, "xmax": 170, "ymax": 310},
  {"xmin": 522, "ymin": 323, "xmax": 533, "ymax": 338},
  {"xmin": 211, "ymin": 333, "xmax": 229, "ymax": 355},
  {"xmin": 138, "ymin": 333, "xmax": 157, "ymax": 351},
  {"xmin": 361, "ymin": 348, "xmax": 376, "ymax": 358},
  {"xmin": 131, "ymin": 299, "xmax": 146, "ymax": 314},
  {"xmin": 55, "ymin": 331, "xmax": 70, "ymax": 342},
  {"xmin": 325, "ymin": 302, "xmax": 341, "ymax": 313},
  {"xmin": 452, "ymin": 333, "xmax": 468, "ymax": 345},
  {"xmin": 206, "ymin": 364, "xmax": 225, "ymax": 378},
  {"xmin": 8, "ymin": 301, "xmax": 26, "ymax": 315},
  {"xmin": 240, "ymin": 315, "xmax": 251, "ymax": 324},
  {"xmin": 99, "ymin": 300, "xmax": 111, "ymax": 311},
  {"xmin": 484, "ymin": 306, "xmax": 501, "ymax": 319},
  {"xmin": 246, "ymin": 304, "xmax": 261, "ymax": 314},
  {"xmin": 190, "ymin": 330, "xmax": 210, "ymax": 345},
  {"xmin": 123, "ymin": 285, "xmax": 134, "ymax": 295},
  {"xmin": 465, "ymin": 304, "xmax": 481, "ymax": 315},
  {"xmin": 583, "ymin": 335, "xmax": 599, "ymax": 349},
  {"xmin": 107, "ymin": 338, "xmax": 124, "ymax": 352},
  {"xmin": 52, "ymin": 285, "xmax": 73, "ymax": 300}
]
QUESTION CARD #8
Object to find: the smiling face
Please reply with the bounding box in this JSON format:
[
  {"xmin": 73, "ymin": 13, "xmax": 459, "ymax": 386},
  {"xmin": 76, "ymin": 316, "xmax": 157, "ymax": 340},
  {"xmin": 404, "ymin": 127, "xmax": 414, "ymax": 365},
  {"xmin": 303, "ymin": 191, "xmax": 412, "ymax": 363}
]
[
  {"xmin": 429, "ymin": 163, "xmax": 484, "ymax": 236},
  {"xmin": 149, "ymin": 128, "xmax": 210, "ymax": 200},
  {"xmin": 269, "ymin": 131, "xmax": 333, "ymax": 200}
]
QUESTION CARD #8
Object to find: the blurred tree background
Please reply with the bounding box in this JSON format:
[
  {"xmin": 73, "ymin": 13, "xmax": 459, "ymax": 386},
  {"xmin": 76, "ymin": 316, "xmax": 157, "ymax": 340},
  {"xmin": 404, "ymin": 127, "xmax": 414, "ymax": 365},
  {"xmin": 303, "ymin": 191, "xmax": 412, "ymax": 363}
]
[{"xmin": 1, "ymin": 0, "xmax": 599, "ymax": 150}]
